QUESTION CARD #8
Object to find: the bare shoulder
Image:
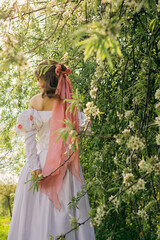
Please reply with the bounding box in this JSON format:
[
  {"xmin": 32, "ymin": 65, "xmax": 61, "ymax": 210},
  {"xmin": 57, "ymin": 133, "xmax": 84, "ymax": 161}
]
[{"xmin": 28, "ymin": 94, "xmax": 43, "ymax": 111}]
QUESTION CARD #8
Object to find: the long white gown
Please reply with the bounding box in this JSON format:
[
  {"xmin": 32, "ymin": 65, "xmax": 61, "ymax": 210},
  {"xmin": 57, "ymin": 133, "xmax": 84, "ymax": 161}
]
[{"xmin": 8, "ymin": 109, "xmax": 95, "ymax": 240}]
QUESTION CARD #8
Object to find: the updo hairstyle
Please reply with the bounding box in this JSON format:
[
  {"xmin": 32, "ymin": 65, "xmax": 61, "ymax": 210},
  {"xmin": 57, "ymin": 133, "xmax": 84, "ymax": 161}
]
[{"xmin": 34, "ymin": 59, "xmax": 67, "ymax": 98}]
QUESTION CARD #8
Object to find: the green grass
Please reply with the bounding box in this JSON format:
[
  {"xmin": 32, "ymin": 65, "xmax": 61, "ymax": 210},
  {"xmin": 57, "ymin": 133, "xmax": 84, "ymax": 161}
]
[{"xmin": 0, "ymin": 216, "xmax": 11, "ymax": 240}]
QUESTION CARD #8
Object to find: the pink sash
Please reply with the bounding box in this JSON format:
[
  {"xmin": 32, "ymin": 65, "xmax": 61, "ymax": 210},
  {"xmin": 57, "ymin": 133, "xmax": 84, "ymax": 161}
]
[{"xmin": 38, "ymin": 64, "xmax": 82, "ymax": 210}]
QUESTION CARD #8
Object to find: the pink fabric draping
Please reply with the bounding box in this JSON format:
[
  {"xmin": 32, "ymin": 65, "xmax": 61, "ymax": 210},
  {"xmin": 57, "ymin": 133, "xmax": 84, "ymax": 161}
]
[{"xmin": 38, "ymin": 64, "xmax": 82, "ymax": 211}]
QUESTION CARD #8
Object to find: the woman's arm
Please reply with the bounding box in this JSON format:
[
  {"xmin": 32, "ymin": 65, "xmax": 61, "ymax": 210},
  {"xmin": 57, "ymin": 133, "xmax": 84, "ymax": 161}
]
[{"xmin": 16, "ymin": 109, "xmax": 43, "ymax": 177}]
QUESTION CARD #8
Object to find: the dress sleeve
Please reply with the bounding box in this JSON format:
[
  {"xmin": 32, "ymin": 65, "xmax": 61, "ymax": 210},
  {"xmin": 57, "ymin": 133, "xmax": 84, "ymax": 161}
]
[
  {"xmin": 78, "ymin": 111, "xmax": 92, "ymax": 134},
  {"xmin": 16, "ymin": 109, "xmax": 43, "ymax": 172}
]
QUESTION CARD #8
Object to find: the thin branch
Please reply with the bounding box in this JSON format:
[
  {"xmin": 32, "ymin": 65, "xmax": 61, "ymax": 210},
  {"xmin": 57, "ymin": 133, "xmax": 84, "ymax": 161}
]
[
  {"xmin": 134, "ymin": 197, "xmax": 146, "ymax": 240},
  {"xmin": 52, "ymin": 172, "xmax": 151, "ymax": 239},
  {"xmin": 140, "ymin": 60, "xmax": 151, "ymax": 133},
  {"xmin": 147, "ymin": 123, "xmax": 159, "ymax": 127},
  {"xmin": 25, "ymin": 0, "xmax": 83, "ymax": 54},
  {"xmin": 6, "ymin": 7, "xmax": 47, "ymax": 21},
  {"xmin": 39, "ymin": 151, "xmax": 75, "ymax": 181},
  {"xmin": 119, "ymin": 0, "xmax": 124, "ymax": 20},
  {"xmin": 24, "ymin": 0, "xmax": 69, "ymax": 54},
  {"xmin": 150, "ymin": 173, "xmax": 160, "ymax": 212},
  {"xmin": 61, "ymin": 216, "xmax": 91, "ymax": 239}
]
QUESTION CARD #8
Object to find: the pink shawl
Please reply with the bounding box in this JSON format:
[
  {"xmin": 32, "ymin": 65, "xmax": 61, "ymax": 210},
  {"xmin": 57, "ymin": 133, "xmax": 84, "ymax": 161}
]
[{"xmin": 38, "ymin": 64, "xmax": 82, "ymax": 210}]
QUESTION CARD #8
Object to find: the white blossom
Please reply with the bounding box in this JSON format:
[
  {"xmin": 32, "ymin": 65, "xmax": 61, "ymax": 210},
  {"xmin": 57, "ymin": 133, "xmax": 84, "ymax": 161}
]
[
  {"xmin": 63, "ymin": 52, "xmax": 69, "ymax": 61},
  {"xmin": 138, "ymin": 160, "xmax": 145, "ymax": 168},
  {"xmin": 126, "ymin": 178, "xmax": 146, "ymax": 195},
  {"xmin": 91, "ymin": 79, "xmax": 97, "ymax": 88},
  {"xmin": 117, "ymin": 111, "xmax": 123, "ymax": 120},
  {"xmin": 90, "ymin": 87, "xmax": 98, "ymax": 99},
  {"xmin": 124, "ymin": 110, "xmax": 134, "ymax": 119},
  {"xmin": 137, "ymin": 209, "xmax": 149, "ymax": 221},
  {"xmin": 123, "ymin": 172, "xmax": 134, "ymax": 184},
  {"xmin": 138, "ymin": 159, "xmax": 154, "ymax": 173},
  {"xmin": 109, "ymin": 195, "xmax": 119, "ymax": 210},
  {"xmin": 156, "ymin": 134, "xmax": 160, "ymax": 145},
  {"xmin": 94, "ymin": 204, "xmax": 106, "ymax": 226},
  {"xmin": 63, "ymin": 9, "xmax": 72, "ymax": 18},
  {"xmin": 84, "ymin": 101, "xmax": 100, "ymax": 118},
  {"xmin": 126, "ymin": 156, "xmax": 130, "ymax": 164},
  {"xmin": 69, "ymin": 130, "xmax": 77, "ymax": 143},
  {"xmin": 155, "ymin": 102, "xmax": 160, "ymax": 112},
  {"xmin": 107, "ymin": 237, "xmax": 112, "ymax": 240},
  {"xmin": 135, "ymin": 178, "xmax": 145, "ymax": 191},
  {"xmin": 124, "ymin": 0, "xmax": 138, "ymax": 10},
  {"xmin": 129, "ymin": 121, "xmax": 134, "ymax": 129},
  {"xmin": 132, "ymin": 96, "xmax": 141, "ymax": 105},
  {"xmin": 115, "ymin": 137, "xmax": 121, "ymax": 145},
  {"xmin": 114, "ymin": 154, "xmax": 118, "ymax": 164},
  {"xmin": 69, "ymin": 216, "xmax": 78, "ymax": 227},
  {"xmin": 15, "ymin": 52, "xmax": 27, "ymax": 66},
  {"xmin": 155, "ymin": 116, "xmax": 160, "ymax": 125},
  {"xmin": 155, "ymin": 88, "xmax": 160, "ymax": 100},
  {"xmin": 156, "ymin": 228, "xmax": 160, "ymax": 239},
  {"xmin": 155, "ymin": 162, "xmax": 160, "ymax": 175},
  {"xmin": 94, "ymin": 66, "xmax": 102, "ymax": 78},
  {"xmin": 122, "ymin": 129, "xmax": 130, "ymax": 138},
  {"xmin": 127, "ymin": 136, "xmax": 145, "ymax": 150}
]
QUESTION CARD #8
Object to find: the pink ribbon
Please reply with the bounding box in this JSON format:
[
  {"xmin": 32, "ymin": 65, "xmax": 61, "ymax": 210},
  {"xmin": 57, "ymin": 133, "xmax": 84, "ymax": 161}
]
[{"xmin": 38, "ymin": 64, "xmax": 82, "ymax": 210}]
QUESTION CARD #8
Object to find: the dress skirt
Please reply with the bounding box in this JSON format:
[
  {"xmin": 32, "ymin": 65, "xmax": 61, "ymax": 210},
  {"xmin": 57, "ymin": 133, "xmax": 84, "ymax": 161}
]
[{"xmin": 8, "ymin": 149, "xmax": 95, "ymax": 240}]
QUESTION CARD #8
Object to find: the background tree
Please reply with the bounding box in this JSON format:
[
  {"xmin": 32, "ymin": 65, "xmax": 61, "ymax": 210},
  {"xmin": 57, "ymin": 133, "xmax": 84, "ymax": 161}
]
[{"xmin": 0, "ymin": 174, "xmax": 17, "ymax": 217}]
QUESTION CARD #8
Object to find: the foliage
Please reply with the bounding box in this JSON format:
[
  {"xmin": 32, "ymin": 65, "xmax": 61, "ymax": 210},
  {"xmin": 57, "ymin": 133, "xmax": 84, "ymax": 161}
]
[
  {"xmin": 0, "ymin": 175, "xmax": 17, "ymax": 217},
  {"xmin": 0, "ymin": 0, "xmax": 160, "ymax": 239},
  {"xmin": 0, "ymin": 216, "xmax": 11, "ymax": 240}
]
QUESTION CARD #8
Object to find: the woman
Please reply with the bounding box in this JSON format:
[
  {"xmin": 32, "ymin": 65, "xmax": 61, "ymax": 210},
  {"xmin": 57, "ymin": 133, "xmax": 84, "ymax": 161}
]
[{"xmin": 7, "ymin": 59, "xmax": 96, "ymax": 240}]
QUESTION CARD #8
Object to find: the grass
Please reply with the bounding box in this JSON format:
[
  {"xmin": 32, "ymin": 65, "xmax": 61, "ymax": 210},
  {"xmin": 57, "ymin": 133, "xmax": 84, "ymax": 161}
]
[{"xmin": 0, "ymin": 216, "xmax": 11, "ymax": 240}]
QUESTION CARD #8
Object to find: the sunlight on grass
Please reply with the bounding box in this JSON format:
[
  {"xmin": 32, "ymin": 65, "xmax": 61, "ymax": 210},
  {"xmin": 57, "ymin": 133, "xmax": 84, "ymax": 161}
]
[{"xmin": 0, "ymin": 216, "xmax": 11, "ymax": 240}]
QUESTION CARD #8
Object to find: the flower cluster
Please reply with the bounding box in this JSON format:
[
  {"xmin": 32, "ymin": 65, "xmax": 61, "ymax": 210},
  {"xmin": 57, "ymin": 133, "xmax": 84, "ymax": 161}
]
[
  {"xmin": 89, "ymin": 66, "xmax": 103, "ymax": 99},
  {"xmin": 113, "ymin": 154, "xmax": 118, "ymax": 164},
  {"xmin": 137, "ymin": 209, "xmax": 149, "ymax": 222},
  {"xmin": 138, "ymin": 159, "xmax": 152, "ymax": 173},
  {"xmin": 155, "ymin": 116, "xmax": 160, "ymax": 125},
  {"xmin": 124, "ymin": 0, "xmax": 138, "ymax": 11},
  {"xmin": 124, "ymin": 110, "xmax": 134, "ymax": 119},
  {"xmin": 122, "ymin": 129, "xmax": 130, "ymax": 138},
  {"xmin": 127, "ymin": 136, "xmax": 145, "ymax": 150},
  {"xmin": 90, "ymin": 87, "xmax": 98, "ymax": 99},
  {"xmin": 69, "ymin": 130, "xmax": 77, "ymax": 143},
  {"xmin": 63, "ymin": 9, "xmax": 72, "ymax": 19},
  {"xmin": 126, "ymin": 178, "xmax": 146, "ymax": 195},
  {"xmin": 155, "ymin": 88, "xmax": 160, "ymax": 100},
  {"xmin": 84, "ymin": 101, "xmax": 100, "ymax": 120},
  {"xmin": 94, "ymin": 204, "xmax": 106, "ymax": 226},
  {"xmin": 109, "ymin": 195, "xmax": 120, "ymax": 211},
  {"xmin": 63, "ymin": 52, "xmax": 69, "ymax": 61},
  {"xmin": 132, "ymin": 96, "xmax": 141, "ymax": 105},
  {"xmin": 136, "ymin": 178, "xmax": 145, "ymax": 190},
  {"xmin": 3, "ymin": 35, "xmax": 27, "ymax": 67},
  {"xmin": 156, "ymin": 229, "xmax": 160, "ymax": 239},
  {"xmin": 123, "ymin": 172, "xmax": 134, "ymax": 185},
  {"xmin": 138, "ymin": 156, "xmax": 160, "ymax": 175},
  {"xmin": 117, "ymin": 111, "xmax": 123, "ymax": 120},
  {"xmin": 115, "ymin": 137, "xmax": 122, "ymax": 145},
  {"xmin": 156, "ymin": 134, "xmax": 160, "ymax": 145},
  {"xmin": 129, "ymin": 121, "xmax": 134, "ymax": 129},
  {"xmin": 155, "ymin": 102, "xmax": 160, "ymax": 113},
  {"xmin": 69, "ymin": 214, "xmax": 79, "ymax": 228}
]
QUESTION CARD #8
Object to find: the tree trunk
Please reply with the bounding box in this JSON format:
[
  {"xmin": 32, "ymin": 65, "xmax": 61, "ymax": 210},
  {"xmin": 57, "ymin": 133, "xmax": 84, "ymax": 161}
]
[{"xmin": 7, "ymin": 196, "xmax": 12, "ymax": 217}]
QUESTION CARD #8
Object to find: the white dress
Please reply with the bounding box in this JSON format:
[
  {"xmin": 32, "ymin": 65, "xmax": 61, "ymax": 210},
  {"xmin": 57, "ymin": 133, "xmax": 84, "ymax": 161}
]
[{"xmin": 8, "ymin": 109, "xmax": 95, "ymax": 240}]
